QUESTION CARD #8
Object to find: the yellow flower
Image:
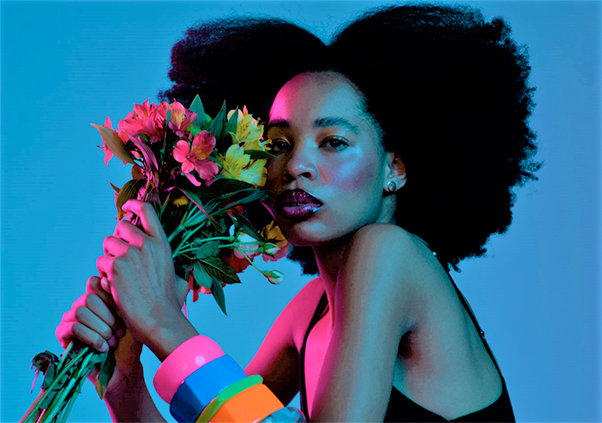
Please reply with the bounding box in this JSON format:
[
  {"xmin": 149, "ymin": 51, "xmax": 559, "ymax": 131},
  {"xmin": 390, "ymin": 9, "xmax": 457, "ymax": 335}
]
[
  {"xmin": 219, "ymin": 144, "xmax": 267, "ymax": 186},
  {"xmin": 172, "ymin": 196, "xmax": 189, "ymax": 207},
  {"xmin": 227, "ymin": 106, "xmax": 266, "ymax": 151}
]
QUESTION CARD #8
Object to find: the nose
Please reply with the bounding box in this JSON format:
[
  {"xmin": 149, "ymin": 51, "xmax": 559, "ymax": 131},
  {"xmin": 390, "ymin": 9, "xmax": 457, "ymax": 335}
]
[{"xmin": 283, "ymin": 140, "xmax": 318, "ymax": 183}]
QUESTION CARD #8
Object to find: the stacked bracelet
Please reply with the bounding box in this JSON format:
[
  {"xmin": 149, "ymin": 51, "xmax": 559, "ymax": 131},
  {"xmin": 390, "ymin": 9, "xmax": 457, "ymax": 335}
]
[
  {"xmin": 154, "ymin": 335, "xmax": 292, "ymax": 423},
  {"xmin": 153, "ymin": 334, "xmax": 224, "ymax": 403},
  {"xmin": 170, "ymin": 355, "xmax": 248, "ymax": 423}
]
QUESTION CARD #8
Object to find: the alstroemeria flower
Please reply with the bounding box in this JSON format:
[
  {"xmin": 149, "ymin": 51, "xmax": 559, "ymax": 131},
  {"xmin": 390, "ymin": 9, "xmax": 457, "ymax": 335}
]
[
  {"xmin": 227, "ymin": 106, "xmax": 266, "ymax": 151},
  {"xmin": 169, "ymin": 101, "xmax": 197, "ymax": 138},
  {"xmin": 219, "ymin": 144, "xmax": 267, "ymax": 186},
  {"xmin": 173, "ymin": 130, "xmax": 219, "ymax": 186},
  {"xmin": 119, "ymin": 99, "xmax": 167, "ymax": 143},
  {"xmin": 261, "ymin": 221, "xmax": 290, "ymax": 262}
]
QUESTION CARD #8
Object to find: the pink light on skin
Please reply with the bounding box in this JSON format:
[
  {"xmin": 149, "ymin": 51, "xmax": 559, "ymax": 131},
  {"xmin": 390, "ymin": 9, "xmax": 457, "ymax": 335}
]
[{"xmin": 265, "ymin": 71, "xmax": 398, "ymax": 248}]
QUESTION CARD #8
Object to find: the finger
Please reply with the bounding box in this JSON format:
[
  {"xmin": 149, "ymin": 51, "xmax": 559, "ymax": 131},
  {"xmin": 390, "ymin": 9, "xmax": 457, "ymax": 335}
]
[
  {"xmin": 122, "ymin": 199, "xmax": 165, "ymax": 241},
  {"xmin": 59, "ymin": 309, "xmax": 114, "ymax": 350},
  {"xmin": 76, "ymin": 306, "xmax": 115, "ymax": 343},
  {"xmin": 113, "ymin": 220, "xmax": 147, "ymax": 249},
  {"xmin": 86, "ymin": 276, "xmax": 118, "ymax": 311},
  {"xmin": 71, "ymin": 322, "xmax": 110, "ymax": 352},
  {"xmin": 103, "ymin": 235, "xmax": 131, "ymax": 257},
  {"xmin": 86, "ymin": 294, "xmax": 121, "ymax": 333},
  {"xmin": 96, "ymin": 255, "xmax": 112, "ymax": 282},
  {"xmin": 100, "ymin": 277, "xmax": 111, "ymax": 295}
]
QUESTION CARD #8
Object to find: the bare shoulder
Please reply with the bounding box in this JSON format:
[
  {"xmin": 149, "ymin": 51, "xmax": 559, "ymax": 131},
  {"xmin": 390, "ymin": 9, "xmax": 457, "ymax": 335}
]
[{"xmin": 345, "ymin": 223, "xmax": 439, "ymax": 284}]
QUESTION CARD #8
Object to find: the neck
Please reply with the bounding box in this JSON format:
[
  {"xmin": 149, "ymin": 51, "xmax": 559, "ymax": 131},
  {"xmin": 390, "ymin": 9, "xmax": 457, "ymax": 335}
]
[
  {"xmin": 310, "ymin": 194, "xmax": 398, "ymax": 324},
  {"xmin": 311, "ymin": 234, "xmax": 353, "ymax": 323}
]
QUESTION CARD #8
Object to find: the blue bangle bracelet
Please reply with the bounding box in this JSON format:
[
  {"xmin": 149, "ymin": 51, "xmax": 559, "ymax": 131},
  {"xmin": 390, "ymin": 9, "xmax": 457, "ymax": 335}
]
[{"xmin": 169, "ymin": 355, "xmax": 247, "ymax": 423}]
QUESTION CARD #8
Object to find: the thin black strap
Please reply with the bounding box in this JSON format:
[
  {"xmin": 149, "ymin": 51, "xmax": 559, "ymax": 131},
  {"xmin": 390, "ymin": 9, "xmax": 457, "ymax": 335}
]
[
  {"xmin": 447, "ymin": 276, "xmax": 503, "ymax": 377},
  {"xmin": 299, "ymin": 292, "xmax": 329, "ymax": 420}
]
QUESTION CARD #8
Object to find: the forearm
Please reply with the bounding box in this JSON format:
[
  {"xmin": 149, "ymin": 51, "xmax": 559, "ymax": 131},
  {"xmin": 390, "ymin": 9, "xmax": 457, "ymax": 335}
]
[{"xmin": 104, "ymin": 364, "xmax": 167, "ymax": 423}]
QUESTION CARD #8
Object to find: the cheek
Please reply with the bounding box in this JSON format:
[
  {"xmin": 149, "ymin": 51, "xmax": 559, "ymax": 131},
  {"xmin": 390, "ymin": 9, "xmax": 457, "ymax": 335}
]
[
  {"xmin": 265, "ymin": 158, "xmax": 283, "ymax": 190},
  {"xmin": 324, "ymin": 153, "xmax": 382, "ymax": 193}
]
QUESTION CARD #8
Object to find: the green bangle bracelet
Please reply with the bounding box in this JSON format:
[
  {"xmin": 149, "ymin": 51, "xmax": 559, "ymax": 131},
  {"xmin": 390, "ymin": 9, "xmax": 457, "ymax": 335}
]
[{"xmin": 196, "ymin": 374, "xmax": 263, "ymax": 423}]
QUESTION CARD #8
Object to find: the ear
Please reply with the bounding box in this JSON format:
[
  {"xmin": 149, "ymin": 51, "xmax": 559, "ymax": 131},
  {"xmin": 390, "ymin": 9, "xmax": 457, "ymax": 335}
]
[{"xmin": 383, "ymin": 152, "xmax": 407, "ymax": 192}]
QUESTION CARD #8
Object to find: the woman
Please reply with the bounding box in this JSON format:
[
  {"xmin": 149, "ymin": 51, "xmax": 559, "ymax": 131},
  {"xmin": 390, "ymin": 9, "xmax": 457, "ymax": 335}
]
[{"xmin": 56, "ymin": 4, "xmax": 539, "ymax": 422}]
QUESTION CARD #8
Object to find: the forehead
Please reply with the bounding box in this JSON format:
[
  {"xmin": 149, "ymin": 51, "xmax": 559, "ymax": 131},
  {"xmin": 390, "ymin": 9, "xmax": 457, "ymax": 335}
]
[{"xmin": 269, "ymin": 72, "xmax": 367, "ymax": 125}]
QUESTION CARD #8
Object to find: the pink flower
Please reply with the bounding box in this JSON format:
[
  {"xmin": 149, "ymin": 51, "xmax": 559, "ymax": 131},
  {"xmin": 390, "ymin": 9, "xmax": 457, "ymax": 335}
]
[
  {"xmin": 169, "ymin": 101, "xmax": 197, "ymax": 138},
  {"xmin": 173, "ymin": 130, "xmax": 219, "ymax": 186},
  {"xmin": 119, "ymin": 99, "xmax": 167, "ymax": 143}
]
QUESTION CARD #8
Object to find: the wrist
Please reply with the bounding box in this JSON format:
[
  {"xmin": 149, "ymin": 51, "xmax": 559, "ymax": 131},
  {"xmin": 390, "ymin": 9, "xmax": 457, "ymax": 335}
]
[
  {"xmin": 104, "ymin": 360, "xmax": 144, "ymax": 399},
  {"xmin": 145, "ymin": 312, "xmax": 199, "ymax": 362}
]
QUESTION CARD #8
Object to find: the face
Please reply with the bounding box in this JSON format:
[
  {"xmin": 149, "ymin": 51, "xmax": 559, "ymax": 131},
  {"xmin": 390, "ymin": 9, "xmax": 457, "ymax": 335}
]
[{"xmin": 265, "ymin": 71, "xmax": 395, "ymax": 247}]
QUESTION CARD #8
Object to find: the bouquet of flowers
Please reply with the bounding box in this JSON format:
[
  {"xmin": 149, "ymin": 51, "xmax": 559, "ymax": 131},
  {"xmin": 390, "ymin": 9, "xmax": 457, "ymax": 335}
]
[{"xmin": 21, "ymin": 96, "xmax": 289, "ymax": 423}]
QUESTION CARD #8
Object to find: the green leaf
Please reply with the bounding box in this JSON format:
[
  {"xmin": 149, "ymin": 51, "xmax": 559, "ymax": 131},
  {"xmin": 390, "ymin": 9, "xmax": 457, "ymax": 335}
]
[
  {"xmin": 245, "ymin": 150, "xmax": 275, "ymax": 160},
  {"xmin": 189, "ymin": 125, "xmax": 201, "ymax": 137},
  {"xmin": 95, "ymin": 349, "xmax": 116, "ymax": 400},
  {"xmin": 91, "ymin": 123, "xmax": 135, "ymax": 164},
  {"xmin": 166, "ymin": 108, "xmax": 172, "ymax": 126},
  {"xmin": 194, "ymin": 239, "xmax": 221, "ymax": 259},
  {"xmin": 200, "ymin": 256, "xmax": 241, "ymax": 285},
  {"xmin": 116, "ymin": 179, "xmax": 145, "ymax": 219},
  {"xmin": 220, "ymin": 189, "xmax": 269, "ymax": 211},
  {"xmin": 88, "ymin": 351, "xmax": 108, "ymax": 366},
  {"xmin": 225, "ymin": 106, "xmax": 239, "ymax": 136},
  {"xmin": 109, "ymin": 181, "xmax": 121, "ymax": 194},
  {"xmin": 231, "ymin": 211, "xmax": 266, "ymax": 243},
  {"xmin": 179, "ymin": 187, "xmax": 223, "ymax": 232},
  {"xmin": 193, "ymin": 260, "xmax": 212, "ymax": 289},
  {"xmin": 210, "ymin": 101, "xmax": 228, "ymax": 151},
  {"xmin": 190, "ymin": 95, "xmax": 206, "ymax": 127},
  {"xmin": 201, "ymin": 115, "xmax": 213, "ymax": 131},
  {"xmin": 211, "ymin": 276, "xmax": 227, "ymax": 315},
  {"xmin": 202, "ymin": 178, "xmax": 255, "ymax": 195}
]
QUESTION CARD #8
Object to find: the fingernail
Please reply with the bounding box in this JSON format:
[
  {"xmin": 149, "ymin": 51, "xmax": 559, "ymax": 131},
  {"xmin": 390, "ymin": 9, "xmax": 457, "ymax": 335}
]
[
  {"xmin": 100, "ymin": 342, "xmax": 109, "ymax": 352},
  {"xmin": 108, "ymin": 336, "xmax": 117, "ymax": 348}
]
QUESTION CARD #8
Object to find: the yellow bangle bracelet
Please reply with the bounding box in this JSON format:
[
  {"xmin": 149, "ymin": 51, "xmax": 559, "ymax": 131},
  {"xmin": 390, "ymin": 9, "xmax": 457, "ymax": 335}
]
[{"xmin": 196, "ymin": 374, "xmax": 263, "ymax": 423}]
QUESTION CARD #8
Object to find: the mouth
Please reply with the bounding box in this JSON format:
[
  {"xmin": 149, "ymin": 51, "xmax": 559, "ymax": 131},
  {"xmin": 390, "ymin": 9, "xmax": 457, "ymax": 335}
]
[{"xmin": 275, "ymin": 189, "xmax": 323, "ymax": 221}]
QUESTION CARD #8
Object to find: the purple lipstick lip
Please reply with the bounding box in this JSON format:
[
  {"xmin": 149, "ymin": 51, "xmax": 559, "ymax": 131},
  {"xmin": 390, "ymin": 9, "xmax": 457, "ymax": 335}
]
[{"xmin": 276, "ymin": 189, "xmax": 323, "ymax": 221}]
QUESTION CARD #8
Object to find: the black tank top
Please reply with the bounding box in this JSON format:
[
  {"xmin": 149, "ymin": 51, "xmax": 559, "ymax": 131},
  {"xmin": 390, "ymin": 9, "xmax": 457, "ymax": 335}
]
[{"xmin": 298, "ymin": 250, "xmax": 516, "ymax": 422}]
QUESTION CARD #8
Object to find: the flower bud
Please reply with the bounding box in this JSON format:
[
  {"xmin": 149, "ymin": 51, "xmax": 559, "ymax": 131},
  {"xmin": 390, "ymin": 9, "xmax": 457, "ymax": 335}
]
[
  {"xmin": 266, "ymin": 270, "xmax": 285, "ymax": 285},
  {"xmin": 262, "ymin": 243, "xmax": 280, "ymax": 256}
]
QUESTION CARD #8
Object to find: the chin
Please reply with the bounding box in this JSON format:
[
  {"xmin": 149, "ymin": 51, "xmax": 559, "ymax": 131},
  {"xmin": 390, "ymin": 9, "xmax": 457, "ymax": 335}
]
[{"xmin": 279, "ymin": 219, "xmax": 355, "ymax": 248}]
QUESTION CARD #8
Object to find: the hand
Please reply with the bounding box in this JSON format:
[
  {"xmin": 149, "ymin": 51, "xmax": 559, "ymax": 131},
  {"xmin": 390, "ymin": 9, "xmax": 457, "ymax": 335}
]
[
  {"xmin": 96, "ymin": 199, "xmax": 189, "ymax": 349},
  {"xmin": 56, "ymin": 276, "xmax": 143, "ymax": 393}
]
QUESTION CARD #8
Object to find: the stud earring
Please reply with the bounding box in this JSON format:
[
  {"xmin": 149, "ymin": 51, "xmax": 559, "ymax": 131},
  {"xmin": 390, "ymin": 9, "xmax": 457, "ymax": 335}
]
[{"xmin": 386, "ymin": 181, "xmax": 397, "ymax": 193}]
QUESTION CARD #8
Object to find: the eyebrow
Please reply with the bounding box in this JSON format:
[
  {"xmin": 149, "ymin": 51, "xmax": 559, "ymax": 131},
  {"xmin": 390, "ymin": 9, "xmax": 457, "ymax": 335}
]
[{"xmin": 267, "ymin": 117, "xmax": 360, "ymax": 134}]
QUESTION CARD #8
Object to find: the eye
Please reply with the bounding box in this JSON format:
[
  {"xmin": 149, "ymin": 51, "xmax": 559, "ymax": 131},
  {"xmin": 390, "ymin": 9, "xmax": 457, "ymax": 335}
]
[
  {"xmin": 321, "ymin": 137, "xmax": 349, "ymax": 150},
  {"xmin": 269, "ymin": 138, "xmax": 291, "ymax": 153}
]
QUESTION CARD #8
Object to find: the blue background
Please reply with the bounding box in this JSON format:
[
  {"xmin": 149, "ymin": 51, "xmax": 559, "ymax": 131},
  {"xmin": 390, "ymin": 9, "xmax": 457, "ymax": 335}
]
[{"xmin": 1, "ymin": 1, "xmax": 600, "ymax": 422}]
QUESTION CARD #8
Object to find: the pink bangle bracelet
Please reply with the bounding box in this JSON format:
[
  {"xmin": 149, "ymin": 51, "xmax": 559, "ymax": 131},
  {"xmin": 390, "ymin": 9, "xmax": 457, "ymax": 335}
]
[{"xmin": 154, "ymin": 334, "xmax": 225, "ymax": 403}]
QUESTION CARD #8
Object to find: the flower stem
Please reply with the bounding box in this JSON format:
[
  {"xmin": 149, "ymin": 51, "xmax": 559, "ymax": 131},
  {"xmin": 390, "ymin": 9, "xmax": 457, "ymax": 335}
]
[
  {"xmin": 23, "ymin": 345, "xmax": 91, "ymax": 423},
  {"xmin": 235, "ymin": 248, "xmax": 267, "ymax": 276},
  {"xmin": 172, "ymin": 223, "xmax": 216, "ymax": 258},
  {"xmin": 167, "ymin": 225, "xmax": 185, "ymax": 244}
]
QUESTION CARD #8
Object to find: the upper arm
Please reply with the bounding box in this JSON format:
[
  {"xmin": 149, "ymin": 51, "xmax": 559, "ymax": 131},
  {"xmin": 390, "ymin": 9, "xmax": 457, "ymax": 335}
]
[
  {"xmin": 245, "ymin": 278, "xmax": 322, "ymax": 406},
  {"xmin": 311, "ymin": 224, "xmax": 421, "ymax": 422}
]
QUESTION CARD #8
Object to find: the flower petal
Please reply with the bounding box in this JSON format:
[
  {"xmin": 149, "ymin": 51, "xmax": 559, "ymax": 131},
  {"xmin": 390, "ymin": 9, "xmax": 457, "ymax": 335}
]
[{"xmin": 173, "ymin": 141, "xmax": 191, "ymax": 163}]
